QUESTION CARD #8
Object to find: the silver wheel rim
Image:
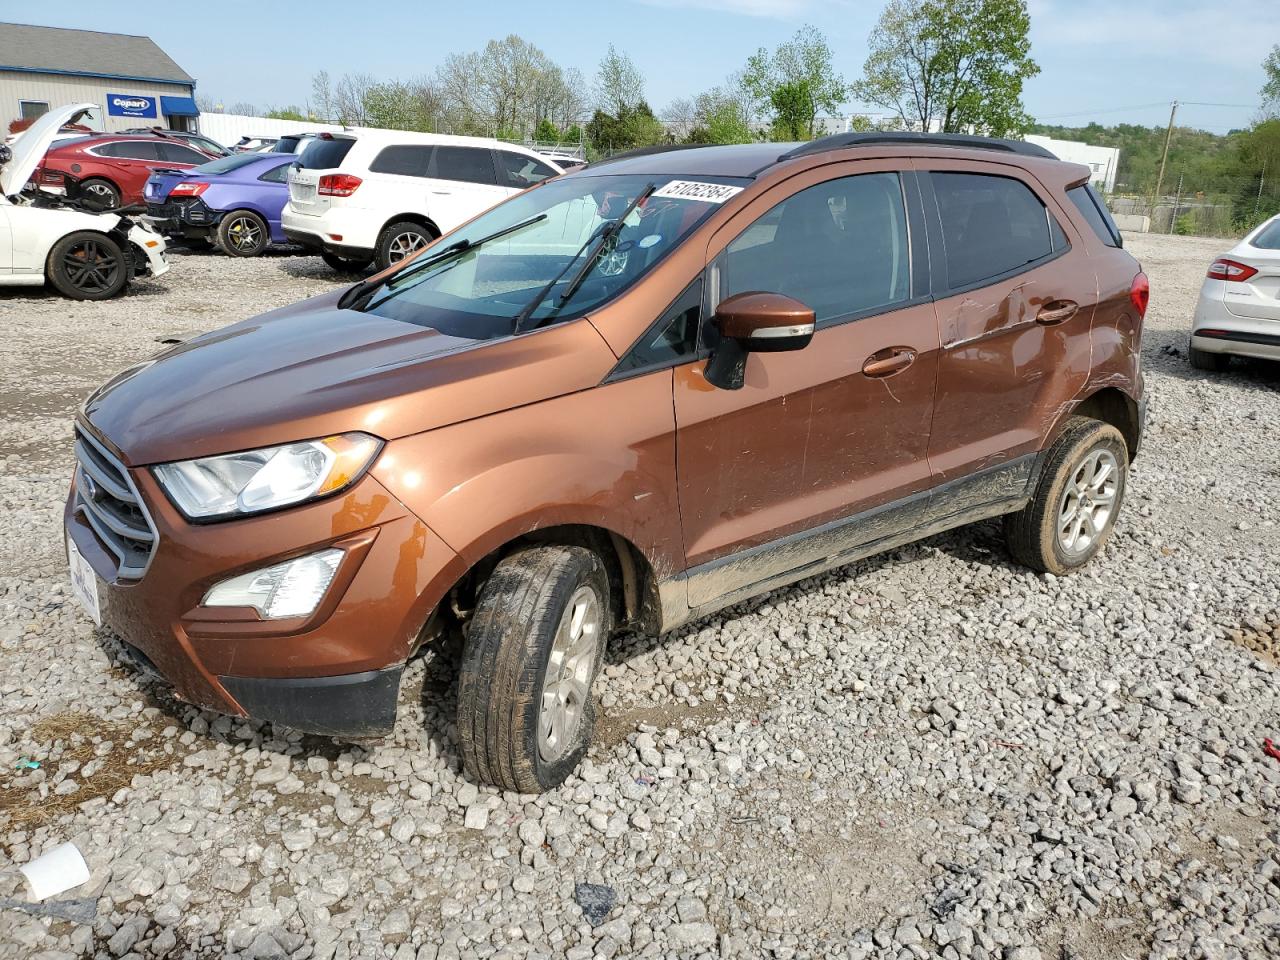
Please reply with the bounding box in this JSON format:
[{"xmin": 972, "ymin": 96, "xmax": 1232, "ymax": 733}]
[
  {"xmin": 226, "ymin": 215, "xmax": 262, "ymax": 252},
  {"xmin": 1057, "ymin": 448, "xmax": 1119, "ymax": 555},
  {"xmin": 85, "ymin": 182, "xmax": 116, "ymax": 205},
  {"xmin": 597, "ymin": 238, "xmax": 628, "ymax": 277},
  {"xmin": 388, "ymin": 231, "xmax": 428, "ymax": 262},
  {"xmin": 538, "ymin": 584, "xmax": 601, "ymax": 764}
]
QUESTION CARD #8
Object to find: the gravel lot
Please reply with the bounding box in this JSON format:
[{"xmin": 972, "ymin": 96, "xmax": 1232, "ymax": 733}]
[{"xmin": 1, "ymin": 234, "xmax": 1278, "ymax": 960}]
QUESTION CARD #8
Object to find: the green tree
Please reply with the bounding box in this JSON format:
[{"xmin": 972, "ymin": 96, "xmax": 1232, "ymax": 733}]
[
  {"xmin": 1263, "ymin": 44, "xmax": 1280, "ymax": 117},
  {"xmin": 265, "ymin": 106, "xmax": 307, "ymax": 121},
  {"xmin": 594, "ymin": 45, "xmax": 644, "ymax": 116},
  {"xmin": 534, "ymin": 117, "xmax": 562, "ymax": 142},
  {"xmin": 741, "ymin": 25, "xmax": 846, "ymax": 139},
  {"xmin": 769, "ymin": 81, "xmax": 813, "ymax": 141},
  {"xmin": 853, "ymin": 0, "xmax": 1039, "ymax": 137},
  {"xmin": 586, "ymin": 101, "xmax": 664, "ymax": 154}
]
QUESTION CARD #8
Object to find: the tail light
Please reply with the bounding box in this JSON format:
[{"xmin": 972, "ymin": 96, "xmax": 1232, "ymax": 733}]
[
  {"xmin": 318, "ymin": 174, "xmax": 362, "ymax": 197},
  {"xmin": 169, "ymin": 182, "xmax": 209, "ymax": 197},
  {"xmin": 1207, "ymin": 258, "xmax": 1258, "ymax": 282},
  {"xmin": 1129, "ymin": 272, "xmax": 1149, "ymax": 318}
]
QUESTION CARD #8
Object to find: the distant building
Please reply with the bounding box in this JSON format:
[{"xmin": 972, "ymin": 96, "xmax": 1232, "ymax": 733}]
[
  {"xmin": 0, "ymin": 22, "xmax": 199, "ymax": 134},
  {"xmin": 1025, "ymin": 135, "xmax": 1119, "ymax": 193}
]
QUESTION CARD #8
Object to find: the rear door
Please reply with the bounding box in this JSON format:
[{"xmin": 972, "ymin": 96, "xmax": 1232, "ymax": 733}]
[
  {"xmin": 673, "ymin": 162, "xmax": 939, "ymax": 605},
  {"xmin": 919, "ymin": 161, "xmax": 1094, "ymax": 484},
  {"xmin": 425, "ymin": 146, "xmax": 509, "ymax": 232}
]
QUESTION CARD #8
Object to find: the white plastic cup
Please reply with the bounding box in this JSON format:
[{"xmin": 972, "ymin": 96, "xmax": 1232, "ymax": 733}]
[{"xmin": 18, "ymin": 841, "xmax": 91, "ymax": 901}]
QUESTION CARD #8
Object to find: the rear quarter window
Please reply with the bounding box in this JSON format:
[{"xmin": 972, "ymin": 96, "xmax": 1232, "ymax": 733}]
[
  {"xmin": 296, "ymin": 137, "xmax": 356, "ymax": 170},
  {"xmin": 1068, "ymin": 184, "xmax": 1123, "ymax": 248}
]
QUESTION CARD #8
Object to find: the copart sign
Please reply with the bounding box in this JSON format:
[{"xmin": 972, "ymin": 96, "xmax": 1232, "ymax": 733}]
[{"xmin": 107, "ymin": 94, "xmax": 157, "ymax": 118}]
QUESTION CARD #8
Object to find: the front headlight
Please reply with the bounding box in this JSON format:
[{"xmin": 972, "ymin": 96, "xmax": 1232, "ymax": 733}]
[{"xmin": 153, "ymin": 433, "xmax": 382, "ymax": 520}]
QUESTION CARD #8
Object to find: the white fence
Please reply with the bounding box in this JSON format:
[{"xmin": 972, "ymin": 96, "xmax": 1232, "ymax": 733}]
[{"xmin": 195, "ymin": 113, "xmax": 344, "ymax": 148}]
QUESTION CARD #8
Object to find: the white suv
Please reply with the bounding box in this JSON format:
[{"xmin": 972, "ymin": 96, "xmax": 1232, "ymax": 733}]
[{"xmin": 281, "ymin": 131, "xmax": 562, "ymax": 272}]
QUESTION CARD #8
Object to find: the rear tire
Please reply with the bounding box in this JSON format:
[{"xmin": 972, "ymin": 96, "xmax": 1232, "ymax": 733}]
[
  {"xmin": 216, "ymin": 210, "xmax": 270, "ymax": 257},
  {"xmin": 47, "ymin": 231, "xmax": 129, "ymax": 300},
  {"xmin": 320, "ymin": 250, "xmax": 373, "ymax": 273},
  {"xmin": 1189, "ymin": 344, "xmax": 1230, "ymax": 372},
  {"xmin": 457, "ymin": 545, "xmax": 612, "ymax": 792},
  {"xmin": 79, "ymin": 177, "xmax": 121, "ymax": 210},
  {"xmin": 1004, "ymin": 416, "xmax": 1128, "ymax": 576},
  {"xmin": 375, "ymin": 221, "xmax": 436, "ymax": 271}
]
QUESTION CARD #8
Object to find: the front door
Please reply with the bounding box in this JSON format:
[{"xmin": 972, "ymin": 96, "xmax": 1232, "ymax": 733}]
[
  {"xmin": 673, "ymin": 164, "xmax": 939, "ymax": 610},
  {"xmin": 919, "ymin": 162, "xmax": 1096, "ymax": 483}
]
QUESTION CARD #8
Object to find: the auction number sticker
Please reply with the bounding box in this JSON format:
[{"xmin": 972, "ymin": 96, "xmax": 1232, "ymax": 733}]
[{"xmin": 652, "ymin": 180, "xmax": 745, "ymax": 203}]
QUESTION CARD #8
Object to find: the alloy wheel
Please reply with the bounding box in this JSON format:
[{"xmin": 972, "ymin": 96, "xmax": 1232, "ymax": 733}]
[
  {"xmin": 388, "ymin": 231, "xmax": 428, "ymax": 262},
  {"xmin": 1057, "ymin": 448, "xmax": 1119, "ymax": 555},
  {"xmin": 225, "ymin": 215, "xmax": 262, "ymax": 252},
  {"xmin": 537, "ymin": 585, "xmax": 601, "ymax": 763},
  {"xmin": 62, "ymin": 239, "xmax": 121, "ymax": 295}
]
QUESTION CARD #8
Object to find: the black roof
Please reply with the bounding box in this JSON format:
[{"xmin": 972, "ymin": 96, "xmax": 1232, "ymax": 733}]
[{"xmin": 583, "ymin": 133, "xmax": 1059, "ymax": 180}]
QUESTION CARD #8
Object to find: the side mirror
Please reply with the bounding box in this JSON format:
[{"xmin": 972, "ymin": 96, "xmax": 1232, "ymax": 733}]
[{"xmin": 704, "ymin": 292, "xmax": 816, "ymax": 390}]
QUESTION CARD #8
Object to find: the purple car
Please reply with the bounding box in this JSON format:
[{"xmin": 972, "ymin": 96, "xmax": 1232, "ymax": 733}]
[{"xmin": 143, "ymin": 153, "xmax": 294, "ymax": 256}]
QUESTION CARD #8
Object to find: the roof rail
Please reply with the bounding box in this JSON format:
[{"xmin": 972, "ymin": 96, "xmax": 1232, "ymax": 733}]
[{"xmin": 778, "ymin": 132, "xmax": 1058, "ymax": 162}]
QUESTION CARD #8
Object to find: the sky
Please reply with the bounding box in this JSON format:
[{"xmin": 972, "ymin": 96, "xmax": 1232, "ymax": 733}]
[{"xmin": 10, "ymin": 0, "xmax": 1273, "ymax": 134}]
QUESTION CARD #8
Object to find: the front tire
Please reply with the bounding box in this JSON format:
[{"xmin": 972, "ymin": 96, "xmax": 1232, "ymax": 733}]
[
  {"xmin": 457, "ymin": 545, "xmax": 612, "ymax": 792},
  {"xmin": 375, "ymin": 221, "xmax": 436, "ymax": 271},
  {"xmin": 217, "ymin": 210, "xmax": 270, "ymax": 257},
  {"xmin": 320, "ymin": 250, "xmax": 373, "ymax": 273},
  {"xmin": 47, "ymin": 231, "xmax": 129, "ymax": 300},
  {"xmin": 1189, "ymin": 344, "xmax": 1230, "ymax": 372},
  {"xmin": 1004, "ymin": 417, "xmax": 1128, "ymax": 575}
]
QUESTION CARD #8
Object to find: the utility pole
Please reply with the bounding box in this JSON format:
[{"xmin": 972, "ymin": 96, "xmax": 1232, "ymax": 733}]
[{"xmin": 1153, "ymin": 100, "xmax": 1178, "ymax": 207}]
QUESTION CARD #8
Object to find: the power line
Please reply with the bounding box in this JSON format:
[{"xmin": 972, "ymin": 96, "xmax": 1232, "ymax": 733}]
[{"xmin": 1037, "ymin": 100, "xmax": 1261, "ymax": 122}]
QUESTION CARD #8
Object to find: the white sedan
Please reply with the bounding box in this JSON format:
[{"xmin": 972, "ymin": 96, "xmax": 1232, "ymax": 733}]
[
  {"xmin": 1190, "ymin": 214, "xmax": 1280, "ymax": 370},
  {"xmin": 0, "ymin": 103, "xmax": 169, "ymax": 300}
]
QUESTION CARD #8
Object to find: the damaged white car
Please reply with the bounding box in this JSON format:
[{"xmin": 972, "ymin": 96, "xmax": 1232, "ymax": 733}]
[{"xmin": 0, "ymin": 103, "xmax": 169, "ymax": 300}]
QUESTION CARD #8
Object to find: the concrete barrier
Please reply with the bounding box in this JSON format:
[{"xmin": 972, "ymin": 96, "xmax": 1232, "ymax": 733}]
[{"xmin": 1112, "ymin": 213, "xmax": 1150, "ymax": 233}]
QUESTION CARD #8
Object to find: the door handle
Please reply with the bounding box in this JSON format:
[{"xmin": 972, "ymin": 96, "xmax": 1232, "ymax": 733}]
[
  {"xmin": 862, "ymin": 347, "xmax": 917, "ymax": 379},
  {"xmin": 1036, "ymin": 300, "xmax": 1078, "ymax": 325}
]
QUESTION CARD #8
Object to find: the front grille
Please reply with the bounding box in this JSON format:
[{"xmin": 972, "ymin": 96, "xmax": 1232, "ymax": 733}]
[{"xmin": 73, "ymin": 427, "xmax": 157, "ymax": 580}]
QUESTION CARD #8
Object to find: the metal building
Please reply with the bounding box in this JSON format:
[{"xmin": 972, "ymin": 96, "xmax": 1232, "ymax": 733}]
[{"xmin": 0, "ymin": 22, "xmax": 198, "ymax": 136}]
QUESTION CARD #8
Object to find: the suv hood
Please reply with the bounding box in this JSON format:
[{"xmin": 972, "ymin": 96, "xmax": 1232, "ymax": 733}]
[
  {"xmin": 1, "ymin": 102, "xmax": 96, "ymax": 196},
  {"xmin": 82, "ymin": 291, "xmax": 617, "ymax": 466}
]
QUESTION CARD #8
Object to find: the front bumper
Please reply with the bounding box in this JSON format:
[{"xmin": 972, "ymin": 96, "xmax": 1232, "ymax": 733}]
[
  {"xmin": 64, "ymin": 427, "xmax": 465, "ymax": 737},
  {"xmin": 126, "ymin": 223, "xmax": 169, "ymax": 278}
]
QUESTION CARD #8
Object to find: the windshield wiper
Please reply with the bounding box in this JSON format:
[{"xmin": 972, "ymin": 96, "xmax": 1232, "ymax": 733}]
[
  {"xmin": 341, "ymin": 213, "xmax": 548, "ymax": 311},
  {"xmin": 512, "ymin": 182, "xmax": 656, "ymax": 333}
]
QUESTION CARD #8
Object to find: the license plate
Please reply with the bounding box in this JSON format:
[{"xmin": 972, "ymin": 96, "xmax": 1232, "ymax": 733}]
[
  {"xmin": 293, "ymin": 183, "xmax": 315, "ymax": 201},
  {"xmin": 68, "ymin": 538, "xmax": 101, "ymax": 626}
]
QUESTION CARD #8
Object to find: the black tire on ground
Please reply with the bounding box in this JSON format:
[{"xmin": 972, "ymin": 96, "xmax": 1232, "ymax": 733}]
[
  {"xmin": 457, "ymin": 545, "xmax": 612, "ymax": 792},
  {"xmin": 47, "ymin": 231, "xmax": 129, "ymax": 300},
  {"xmin": 216, "ymin": 210, "xmax": 270, "ymax": 257},
  {"xmin": 375, "ymin": 221, "xmax": 436, "ymax": 272},
  {"xmin": 1003, "ymin": 416, "xmax": 1129, "ymax": 576},
  {"xmin": 320, "ymin": 250, "xmax": 373, "ymax": 273},
  {"xmin": 1189, "ymin": 345, "xmax": 1230, "ymax": 372},
  {"xmin": 79, "ymin": 178, "xmax": 121, "ymax": 209}
]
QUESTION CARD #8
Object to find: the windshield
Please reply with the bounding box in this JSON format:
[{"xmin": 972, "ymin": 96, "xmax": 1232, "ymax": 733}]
[
  {"xmin": 193, "ymin": 154, "xmax": 271, "ymax": 176},
  {"xmin": 361, "ymin": 173, "xmax": 747, "ymax": 339}
]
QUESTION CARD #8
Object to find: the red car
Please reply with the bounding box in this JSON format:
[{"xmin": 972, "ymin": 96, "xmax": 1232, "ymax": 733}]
[{"xmin": 36, "ymin": 133, "xmax": 220, "ymax": 208}]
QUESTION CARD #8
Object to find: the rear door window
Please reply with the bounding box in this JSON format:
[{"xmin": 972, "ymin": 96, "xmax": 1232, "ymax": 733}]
[
  {"xmin": 370, "ymin": 145, "xmax": 433, "ymax": 177},
  {"xmin": 296, "ymin": 136, "xmax": 356, "ymax": 170},
  {"xmin": 930, "ymin": 172, "xmax": 1062, "ymax": 290},
  {"xmin": 496, "ymin": 151, "xmax": 558, "ymax": 188},
  {"xmin": 158, "ymin": 143, "xmax": 209, "ymax": 164},
  {"xmin": 432, "ymin": 146, "xmax": 499, "ymax": 185},
  {"xmin": 1067, "ymin": 184, "xmax": 1122, "ymax": 248}
]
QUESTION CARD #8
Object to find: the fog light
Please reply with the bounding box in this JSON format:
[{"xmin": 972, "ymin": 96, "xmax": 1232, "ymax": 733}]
[{"xmin": 203, "ymin": 549, "xmax": 342, "ymax": 619}]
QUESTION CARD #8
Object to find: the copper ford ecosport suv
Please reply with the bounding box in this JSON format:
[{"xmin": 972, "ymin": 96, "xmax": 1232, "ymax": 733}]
[{"xmin": 66, "ymin": 134, "xmax": 1148, "ymax": 791}]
